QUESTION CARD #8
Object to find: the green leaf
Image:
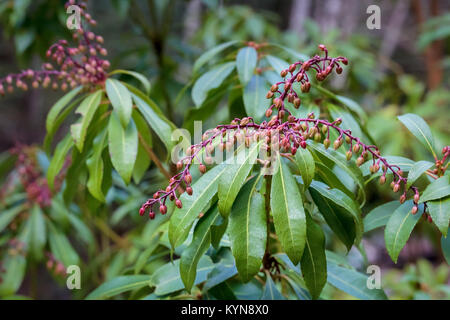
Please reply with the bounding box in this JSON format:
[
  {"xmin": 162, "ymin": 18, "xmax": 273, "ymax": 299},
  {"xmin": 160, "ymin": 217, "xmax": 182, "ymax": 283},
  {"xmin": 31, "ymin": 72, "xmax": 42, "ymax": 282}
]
[
  {"xmin": 243, "ymin": 75, "xmax": 269, "ymax": 120},
  {"xmin": 427, "ymin": 196, "xmax": 450, "ymax": 237},
  {"xmin": 46, "ymin": 86, "xmax": 82, "ymax": 134},
  {"xmin": 407, "ymin": 160, "xmax": 434, "ymax": 189},
  {"xmin": 152, "ymin": 257, "xmax": 214, "ymax": 296},
  {"xmin": 419, "ymin": 176, "xmax": 450, "ymax": 203},
  {"xmin": 132, "ymin": 110, "xmax": 152, "ymax": 183},
  {"xmin": 268, "ymin": 43, "xmax": 309, "ymax": 61},
  {"xmin": 193, "ymin": 40, "xmax": 239, "ymax": 74},
  {"xmin": 109, "ymin": 69, "xmax": 151, "ymax": 95},
  {"xmin": 70, "ymin": 90, "xmax": 103, "ymax": 152},
  {"xmin": 310, "ymin": 180, "xmax": 362, "ymax": 245},
  {"xmin": 47, "ymin": 133, "xmax": 74, "ymax": 191},
  {"xmin": 86, "ymin": 129, "xmax": 108, "ymax": 201},
  {"xmin": 218, "ymin": 141, "xmax": 262, "ymax": 217},
  {"xmin": 192, "ymin": 61, "xmax": 236, "ymax": 107},
  {"xmin": 129, "ymin": 85, "xmax": 179, "ymax": 152},
  {"xmin": 294, "ymin": 147, "xmax": 315, "ymax": 190},
  {"xmin": 328, "ymin": 103, "xmax": 367, "ymax": 142},
  {"xmin": 309, "ymin": 182, "xmax": 357, "ymax": 250},
  {"xmin": 327, "ymin": 262, "xmax": 387, "ymax": 300},
  {"xmin": 180, "ymin": 205, "xmax": 220, "ymax": 291},
  {"xmin": 385, "ymin": 201, "xmax": 424, "ymax": 263},
  {"xmin": 86, "ymin": 275, "xmax": 152, "ymax": 300},
  {"xmin": 229, "ymin": 175, "xmax": 266, "ymax": 282},
  {"xmin": 300, "ymin": 213, "xmax": 327, "ymax": 300},
  {"xmin": 271, "ymin": 155, "xmax": 306, "ymax": 265},
  {"xmin": 0, "ymin": 205, "xmax": 25, "ymax": 233},
  {"xmin": 442, "ymin": 235, "xmax": 450, "ymax": 264},
  {"xmin": 261, "ymin": 276, "xmax": 285, "ymax": 300},
  {"xmin": 308, "ymin": 141, "xmax": 366, "ymax": 206},
  {"xmin": 236, "ymin": 46, "xmax": 257, "ymax": 85},
  {"xmin": 313, "ymin": 161, "xmax": 353, "ymax": 199},
  {"xmin": 108, "ymin": 112, "xmax": 138, "ymax": 185},
  {"xmin": 134, "ymin": 234, "xmax": 161, "ymax": 274},
  {"xmin": 0, "ymin": 254, "xmax": 26, "ymax": 297},
  {"xmin": 106, "ymin": 79, "xmax": 133, "ymax": 128},
  {"xmin": 169, "ymin": 164, "xmax": 228, "ymax": 248},
  {"xmin": 398, "ymin": 113, "xmax": 437, "ymax": 158},
  {"xmin": 364, "ymin": 201, "xmax": 400, "ymax": 233},
  {"xmin": 265, "ymin": 55, "xmax": 289, "ymax": 74},
  {"xmin": 29, "ymin": 204, "xmax": 46, "ymax": 260},
  {"xmin": 48, "ymin": 222, "xmax": 79, "ymax": 266}
]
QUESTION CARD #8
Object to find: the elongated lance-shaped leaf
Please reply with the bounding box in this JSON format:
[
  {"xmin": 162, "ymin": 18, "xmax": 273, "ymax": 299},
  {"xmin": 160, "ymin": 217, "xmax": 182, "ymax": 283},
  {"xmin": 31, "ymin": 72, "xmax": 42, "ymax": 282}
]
[
  {"xmin": 229, "ymin": 175, "xmax": 266, "ymax": 282},
  {"xmin": 301, "ymin": 212, "xmax": 327, "ymax": 300},
  {"xmin": 427, "ymin": 196, "xmax": 450, "ymax": 237},
  {"xmin": 385, "ymin": 200, "xmax": 424, "ymax": 263},
  {"xmin": 86, "ymin": 129, "xmax": 108, "ymax": 202},
  {"xmin": 70, "ymin": 90, "xmax": 103, "ymax": 152},
  {"xmin": 131, "ymin": 110, "xmax": 152, "ymax": 184},
  {"xmin": 86, "ymin": 275, "xmax": 152, "ymax": 300},
  {"xmin": 442, "ymin": 235, "xmax": 450, "ymax": 264},
  {"xmin": 47, "ymin": 221, "xmax": 79, "ymax": 266},
  {"xmin": 193, "ymin": 40, "xmax": 239, "ymax": 74},
  {"xmin": 363, "ymin": 201, "xmax": 400, "ymax": 233},
  {"xmin": 47, "ymin": 133, "xmax": 74, "ymax": 191},
  {"xmin": 46, "ymin": 86, "xmax": 82, "ymax": 133},
  {"xmin": 108, "ymin": 69, "xmax": 151, "ymax": 95},
  {"xmin": 218, "ymin": 140, "xmax": 262, "ymax": 217},
  {"xmin": 419, "ymin": 175, "xmax": 450, "ymax": 203},
  {"xmin": 261, "ymin": 274, "xmax": 285, "ymax": 300},
  {"xmin": 309, "ymin": 180, "xmax": 363, "ymax": 244},
  {"xmin": 243, "ymin": 75, "xmax": 269, "ymax": 121},
  {"xmin": 236, "ymin": 46, "xmax": 257, "ymax": 85},
  {"xmin": 271, "ymin": 155, "xmax": 306, "ymax": 265},
  {"xmin": 106, "ymin": 79, "xmax": 133, "ymax": 128},
  {"xmin": 108, "ymin": 112, "xmax": 138, "ymax": 185},
  {"xmin": 0, "ymin": 204, "xmax": 26, "ymax": 233},
  {"xmin": 180, "ymin": 204, "xmax": 220, "ymax": 291},
  {"xmin": 28, "ymin": 204, "xmax": 46, "ymax": 260},
  {"xmin": 169, "ymin": 164, "xmax": 228, "ymax": 248},
  {"xmin": 398, "ymin": 113, "xmax": 438, "ymax": 158},
  {"xmin": 309, "ymin": 182, "xmax": 357, "ymax": 251},
  {"xmin": 406, "ymin": 160, "xmax": 434, "ymax": 189},
  {"xmin": 294, "ymin": 147, "xmax": 315, "ymax": 190}
]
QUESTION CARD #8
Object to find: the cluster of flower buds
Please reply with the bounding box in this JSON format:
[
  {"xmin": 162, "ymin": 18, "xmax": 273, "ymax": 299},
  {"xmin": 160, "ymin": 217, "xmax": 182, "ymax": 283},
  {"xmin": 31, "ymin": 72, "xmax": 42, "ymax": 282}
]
[
  {"xmin": 9, "ymin": 145, "xmax": 61, "ymax": 208},
  {"xmin": 0, "ymin": 0, "xmax": 109, "ymax": 96},
  {"xmin": 140, "ymin": 44, "xmax": 431, "ymax": 219},
  {"xmin": 45, "ymin": 252, "xmax": 67, "ymax": 276}
]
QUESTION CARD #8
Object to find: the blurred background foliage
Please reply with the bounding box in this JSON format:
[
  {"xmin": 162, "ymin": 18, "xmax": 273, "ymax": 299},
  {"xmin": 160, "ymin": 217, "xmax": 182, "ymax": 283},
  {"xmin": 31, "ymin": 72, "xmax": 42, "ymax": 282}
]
[{"xmin": 0, "ymin": 0, "xmax": 448, "ymax": 300}]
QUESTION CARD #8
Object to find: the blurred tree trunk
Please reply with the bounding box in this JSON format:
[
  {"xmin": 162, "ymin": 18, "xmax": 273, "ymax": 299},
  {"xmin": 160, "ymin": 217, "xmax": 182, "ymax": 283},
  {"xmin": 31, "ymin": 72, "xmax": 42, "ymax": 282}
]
[
  {"xmin": 411, "ymin": 0, "xmax": 444, "ymax": 89},
  {"xmin": 183, "ymin": 0, "xmax": 202, "ymax": 41},
  {"xmin": 288, "ymin": 0, "xmax": 311, "ymax": 38}
]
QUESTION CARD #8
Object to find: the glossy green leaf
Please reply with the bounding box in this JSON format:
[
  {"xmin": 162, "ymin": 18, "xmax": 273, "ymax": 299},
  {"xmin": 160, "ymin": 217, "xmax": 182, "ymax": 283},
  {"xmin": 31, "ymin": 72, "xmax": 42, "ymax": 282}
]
[
  {"xmin": 310, "ymin": 180, "xmax": 362, "ymax": 246},
  {"xmin": 129, "ymin": 85, "xmax": 179, "ymax": 152},
  {"xmin": 218, "ymin": 141, "xmax": 261, "ymax": 217},
  {"xmin": 0, "ymin": 254, "xmax": 26, "ymax": 297},
  {"xmin": 132, "ymin": 110, "xmax": 152, "ymax": 183},
  {"xmin": 86, "ymin": 275, "xmax": 152, "ymax": 300},
  {"xmin": 86, "ymin": 129, "xmax": 108, "ymax": 201},
  {"xmin": 419, "ymin": 176, "xmax": 450, "ymax": 203},
  {"xmin": 134, "ymin": 234, "xmax": 161, "ymax": 275},
  {"xmin": 364, "ymin": 201, "xmax": 400, "ymax": 233},
  {"xmin": 229, "ymin": 175, "xmax": 266, "ymax": 282},
  {"xmin": 301, "ymin": 213, "xmax": 326, "ymax": 300},
  {"xmin": 271, "ymin": 156, "xmax": 306, "ymax": 265},
  {"xmin": 180, "ymin": 205, "xmax": 220, "ymax": 291},
  {"xmin": 327, "ymin": 262, "xmax": 387, "ymax": 300},
  {"xmin": 385, "ymin": 201, "xmax": 424, "ymax": 263},
  {"xmin": 294, "ymin": 147, "xmax": 315, "ymax": 189},
  {"xmin": 193, "ymin": 40, "xmax": 239, "ymax": 74},
  {"xmin": 47, "ymin": 133, "xmax": 74, "ymax": 191},
  {"xmin": 243, "ymin": 75, "xmax": 269, "ymax": 120},
  {"xmin": 106, "ymin": 79, "xmax": 133, "ymax": 128},
  {"xmin": 70, "ymin": 90, "xmax": 103, "ymax": 152},
  {"xmin": 108, "ymin": 112, "xmax": 138, "ymax": 185},
  {"xmin": 265, "ymin": 55, "xmax": 289, "ymax": 74},
  {"xmin": 427, "ymin": 196, "xmax": 450, "ymax": 237},
  {"xmin": 48, "ymin": 222, "xmax": 79, "ymax": 266},
  {"xmin": 192, "ymin": 61, "xmax": 236, "ymax": 107},
  {"xmin": 407, "ymin": 160, "xmax": 434, "ymax": 189},
  {"xmin": 261, "ymin": 275, "xmax": 285, "ymax": 300},
  {"xmin": 398, "ymin": 113, "xmax": 437, "ymax": 158},
  {"xmin": 29, "ymin": 204, "xmax": 46, "ymax": 260},
  {"xmin": 46, "ymin": 86, "xmax": 82, "ymax": 134},
  {"xmin": 442, "ymin": 235, "xmax": 450, "ymax": 264},
  {"xmin": 313, "ymin": 161, "xmax": 353, "ymax": 198},
  {"xmin": 236, "ymin": 46, "xmax": 257, "ymax": 85},
  {"xmin": 109, "ymin": 69, "xmax": 151, "ymax": 95},
  {"xmin": 169, "ymin": 164, "xmax": 228, "ymax": 248},
  {"xmin": 152, "ymin": 257, "xmax": 214, "ymax": 296}
]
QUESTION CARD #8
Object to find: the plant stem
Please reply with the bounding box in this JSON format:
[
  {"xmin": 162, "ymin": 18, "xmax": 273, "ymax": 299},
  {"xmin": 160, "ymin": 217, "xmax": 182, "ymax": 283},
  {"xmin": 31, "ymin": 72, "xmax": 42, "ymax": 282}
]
[
  {"xmin": 138, "ymin": 133, "xmax": 171, "ymax": 180},
  {"xmin": 263, "ymin": 174, "xmax": 272, "ymax": 269}
]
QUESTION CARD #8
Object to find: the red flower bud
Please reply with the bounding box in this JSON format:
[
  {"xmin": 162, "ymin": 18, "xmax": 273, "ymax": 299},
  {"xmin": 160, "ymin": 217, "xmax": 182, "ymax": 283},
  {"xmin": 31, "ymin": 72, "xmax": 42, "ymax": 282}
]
[{"xmin": 175, "ymin": 199, "xmax": 182, "ymax": 209}]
